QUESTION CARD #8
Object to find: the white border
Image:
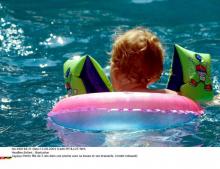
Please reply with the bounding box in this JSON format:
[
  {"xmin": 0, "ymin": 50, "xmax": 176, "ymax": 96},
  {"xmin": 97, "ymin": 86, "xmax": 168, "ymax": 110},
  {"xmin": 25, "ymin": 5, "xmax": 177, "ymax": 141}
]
[{"xmin": 0, "ymin": 147, "xmax": 220, "ymax": 169}]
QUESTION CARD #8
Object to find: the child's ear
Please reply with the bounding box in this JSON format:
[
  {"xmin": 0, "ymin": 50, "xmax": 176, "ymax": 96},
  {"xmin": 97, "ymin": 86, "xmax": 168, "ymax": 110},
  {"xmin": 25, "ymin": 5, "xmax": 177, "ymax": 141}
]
[
  {"xmin": 110, "ymin": 68, "xmax": 119, "ymax": 87},
  {"xmin": 111, "ymin": 69, "xmax": 119, "ymax": 80},
  {"xmin": 111, "ymin": 68, "xmax": 128, "ymax": 91}
]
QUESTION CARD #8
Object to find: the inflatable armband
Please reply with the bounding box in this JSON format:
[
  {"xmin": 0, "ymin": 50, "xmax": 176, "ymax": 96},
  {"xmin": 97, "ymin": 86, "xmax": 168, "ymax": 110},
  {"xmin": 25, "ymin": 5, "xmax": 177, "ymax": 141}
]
[
  {"xmin": 167, "ymin": 44, "xmax": 214, "ymax": 102},
  {"xmin": 64, "ymin": 55, "xmax": 113, "ymax": 95}
]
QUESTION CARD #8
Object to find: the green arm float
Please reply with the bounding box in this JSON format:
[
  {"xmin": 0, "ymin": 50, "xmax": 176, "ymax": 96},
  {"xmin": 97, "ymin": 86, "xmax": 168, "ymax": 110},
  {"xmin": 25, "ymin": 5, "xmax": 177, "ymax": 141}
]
[
  {"xmin": 167, "ymin": 44, "xmax": 214, "ymax": 102},
  {"xmin": 63, "ymin": 55, "xmax": 113, "ymax": 96}
]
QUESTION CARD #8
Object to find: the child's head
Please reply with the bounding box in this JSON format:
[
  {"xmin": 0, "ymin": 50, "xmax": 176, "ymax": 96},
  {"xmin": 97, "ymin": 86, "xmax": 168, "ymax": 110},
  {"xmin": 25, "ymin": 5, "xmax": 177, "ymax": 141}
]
[{"xmin": 110, "ymin": 27, "xmax": 164, "ymax": 90}]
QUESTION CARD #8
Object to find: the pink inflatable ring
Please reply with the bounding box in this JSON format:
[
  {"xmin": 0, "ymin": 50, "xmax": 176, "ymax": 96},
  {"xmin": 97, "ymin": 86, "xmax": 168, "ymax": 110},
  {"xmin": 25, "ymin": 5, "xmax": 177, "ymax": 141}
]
[{"xmin": 48, "ymin": 92, "xmax": 203, "ymax": 131}]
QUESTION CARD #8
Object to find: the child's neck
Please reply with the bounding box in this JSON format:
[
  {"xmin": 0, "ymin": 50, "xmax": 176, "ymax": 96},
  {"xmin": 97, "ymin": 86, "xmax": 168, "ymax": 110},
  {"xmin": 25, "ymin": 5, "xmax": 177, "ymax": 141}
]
[{"xmin": 116, "ymin": 82, "xmax": 147, "ymax": 91}]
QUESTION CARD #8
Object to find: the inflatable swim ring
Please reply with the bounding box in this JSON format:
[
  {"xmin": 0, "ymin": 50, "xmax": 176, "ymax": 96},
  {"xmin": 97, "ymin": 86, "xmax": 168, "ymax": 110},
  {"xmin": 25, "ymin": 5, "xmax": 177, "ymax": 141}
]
[
  {"xmin": 48, "ymin": 92, "xmax": 203, "ymax": 131},
  {"xmin": 48, "ymin": 44, "xmax": 213, "ymax": 131}
]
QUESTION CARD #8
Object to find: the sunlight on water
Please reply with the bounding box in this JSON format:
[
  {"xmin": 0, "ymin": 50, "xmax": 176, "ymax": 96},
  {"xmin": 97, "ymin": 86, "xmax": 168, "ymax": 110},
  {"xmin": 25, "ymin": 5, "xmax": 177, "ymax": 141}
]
[
  {"xmin": 213, "ymin": 76, "xmax": 220, "ymax": 94},
  {"xmin": 39, "ymin": 33, "xmax": 75, "ymax": 48},
  {"xmin": 0, "ymin": 18, "xmax": 33, "ymax": 56}
]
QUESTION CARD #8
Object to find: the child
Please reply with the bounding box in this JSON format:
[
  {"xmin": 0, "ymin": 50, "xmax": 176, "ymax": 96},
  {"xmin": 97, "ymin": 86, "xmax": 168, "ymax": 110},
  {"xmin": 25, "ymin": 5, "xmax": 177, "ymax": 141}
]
[{"xmin": 110, "ymin": 27, "xmax": 177, "ymax": 94}]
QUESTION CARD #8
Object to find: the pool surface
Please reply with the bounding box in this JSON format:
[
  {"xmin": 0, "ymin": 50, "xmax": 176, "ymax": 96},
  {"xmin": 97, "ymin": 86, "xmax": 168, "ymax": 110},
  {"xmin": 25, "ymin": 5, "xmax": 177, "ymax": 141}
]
[{"xmin": 0, "ymin": 0, "xmax": 220, "ymax": 146}]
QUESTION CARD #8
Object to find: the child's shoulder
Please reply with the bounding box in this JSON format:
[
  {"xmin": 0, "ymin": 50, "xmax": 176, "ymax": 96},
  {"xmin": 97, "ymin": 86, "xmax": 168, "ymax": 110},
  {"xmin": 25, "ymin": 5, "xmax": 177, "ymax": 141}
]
[
  {"xmin": 151, "ymin": 89, "xmax": 178, "ymax": 95},
  {"xmin": 141, "ymin": 88, "xmax": 178, "ymax": 95},
  {"xmin": 163, "ymin": 89, "xmax": 179, "ymax": 95}
]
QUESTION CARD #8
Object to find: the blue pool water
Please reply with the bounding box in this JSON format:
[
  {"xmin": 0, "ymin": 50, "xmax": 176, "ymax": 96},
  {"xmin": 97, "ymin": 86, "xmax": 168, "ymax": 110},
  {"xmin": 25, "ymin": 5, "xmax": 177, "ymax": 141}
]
[{"xmin": 0, "ymin": 0, "xmax": 220, "ymax": 147}]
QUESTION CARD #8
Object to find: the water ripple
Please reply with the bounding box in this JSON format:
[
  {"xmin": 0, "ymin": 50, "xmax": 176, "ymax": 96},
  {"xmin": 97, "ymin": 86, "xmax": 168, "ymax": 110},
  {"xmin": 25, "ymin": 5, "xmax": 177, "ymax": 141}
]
[
  {"xmin": 39, "ymin": 34, "xmax": 75, "ymax": 48},
  {"xmin": 0, "ymin": 18, "xmax": 33, "ymax": 56},
  {"xmin": 0, "ymin": 74, "xmax": 42, "ymax": 84},
  {"xmin": 21, "ymin": 58, "xmax": 61, "ymax": 68}
]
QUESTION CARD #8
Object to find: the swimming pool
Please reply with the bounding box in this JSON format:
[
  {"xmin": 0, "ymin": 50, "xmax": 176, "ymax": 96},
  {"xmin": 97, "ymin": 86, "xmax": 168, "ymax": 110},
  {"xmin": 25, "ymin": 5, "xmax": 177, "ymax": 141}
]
[{"xmin": 0, "ymin": 0, "xmax": 220, "ymax": 146}]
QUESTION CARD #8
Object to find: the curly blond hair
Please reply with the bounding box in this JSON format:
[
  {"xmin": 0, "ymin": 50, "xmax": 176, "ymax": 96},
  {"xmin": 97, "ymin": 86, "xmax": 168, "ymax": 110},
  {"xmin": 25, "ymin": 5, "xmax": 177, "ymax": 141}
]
[{"xmin": 110, "ymin": 27, "xmax": 164, "ymax": 88}]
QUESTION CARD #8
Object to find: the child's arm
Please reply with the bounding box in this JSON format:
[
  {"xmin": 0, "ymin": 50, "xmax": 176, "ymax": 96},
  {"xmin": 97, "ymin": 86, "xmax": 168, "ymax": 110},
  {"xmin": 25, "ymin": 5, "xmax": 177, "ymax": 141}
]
[{"xmin": 206, "ymin": 94, "xmax": 220, "ymax": 106}]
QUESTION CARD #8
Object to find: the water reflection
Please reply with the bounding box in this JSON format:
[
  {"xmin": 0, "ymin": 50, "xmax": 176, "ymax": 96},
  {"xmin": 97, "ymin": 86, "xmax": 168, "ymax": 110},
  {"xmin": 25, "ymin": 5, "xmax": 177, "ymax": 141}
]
[
  {"xmin": 47, "ymin": 119, "xmax": 106, "ymax": 147},
  {"xmin": 48, "ymin": 118, "xmax": 202, "ymax": 147}
]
